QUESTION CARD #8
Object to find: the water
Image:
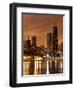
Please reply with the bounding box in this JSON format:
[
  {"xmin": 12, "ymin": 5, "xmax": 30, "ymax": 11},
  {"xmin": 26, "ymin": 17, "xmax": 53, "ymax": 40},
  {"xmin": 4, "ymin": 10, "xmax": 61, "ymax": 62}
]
[{"xmin": 23, "ymin": 58, "xmax": 63, "ymax": 75}]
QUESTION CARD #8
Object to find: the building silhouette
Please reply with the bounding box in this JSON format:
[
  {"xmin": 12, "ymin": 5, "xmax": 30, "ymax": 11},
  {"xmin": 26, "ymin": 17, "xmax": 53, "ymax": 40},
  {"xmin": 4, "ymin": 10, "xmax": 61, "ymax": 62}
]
[
  {"xmin": 47, "ymin": 33, "xmax": 52, "ymax": 50},
  {"xmin": 32, "ymin": 36, "xmax": 36, "ymax": 47},
  {"xmin": 25, "ymin": 36, "xmax": 31, "ymax": 47},
  {"xmin": 52, "ymin": 26, "xmax": 58, "ymax": 56}
]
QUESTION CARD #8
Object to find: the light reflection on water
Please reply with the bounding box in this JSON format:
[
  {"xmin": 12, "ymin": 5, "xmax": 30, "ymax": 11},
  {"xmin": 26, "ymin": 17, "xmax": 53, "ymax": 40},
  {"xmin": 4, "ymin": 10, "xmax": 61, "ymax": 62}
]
[{"xmin": 23, "ymin": 59, "xmax": 63, "ymax": 75}]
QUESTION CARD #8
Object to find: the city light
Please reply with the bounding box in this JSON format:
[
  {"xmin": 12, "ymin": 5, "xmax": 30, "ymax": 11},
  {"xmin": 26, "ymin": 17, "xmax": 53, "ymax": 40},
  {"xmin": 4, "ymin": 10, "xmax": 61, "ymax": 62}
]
[
  {"xmin": 23, "ymin": 56, "xmax": 32, "ymax": 60},
  {"xmin": 46, "ymin": 54, "xmax": 49, "ymax": 57},
  {"xmin": 43, "ymin": 55, "xmax": 46, "ymax": 58},
  {"xmin": 22, "ymin": 15, "xmax": 63, "ymax": 75},
  {"xmin": 34, "ymin": 56, "xmax": 43, "ymax": 60}
]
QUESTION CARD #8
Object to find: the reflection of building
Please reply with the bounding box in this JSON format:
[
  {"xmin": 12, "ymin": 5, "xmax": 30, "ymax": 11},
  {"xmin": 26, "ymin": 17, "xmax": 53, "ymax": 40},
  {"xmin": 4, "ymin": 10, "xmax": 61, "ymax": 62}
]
[
  {"xmin": 23, "ymin": 27, "xmax": 63, "ymax": 75},
  {"xmin": 52, "ymin": 26, "xmax": 58, "ymax": 56},
  {"xmin": 47, "ymin": 33, "xmax": 52, "ymax": 50},
  {"xmin": 32, "ymin": 36, "xmax": 36, "ymax": 47}
]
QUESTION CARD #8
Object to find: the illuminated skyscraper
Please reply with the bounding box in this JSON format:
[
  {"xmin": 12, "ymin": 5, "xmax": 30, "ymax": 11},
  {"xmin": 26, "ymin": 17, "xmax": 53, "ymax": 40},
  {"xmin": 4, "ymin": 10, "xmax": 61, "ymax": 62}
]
[
  {"xmin": 32, "ymin": 36, "xmax": 36, "ymax": 47},
  {"xmin": 52, "ymin": 26, "xmax": 58, "ymax": 56}
]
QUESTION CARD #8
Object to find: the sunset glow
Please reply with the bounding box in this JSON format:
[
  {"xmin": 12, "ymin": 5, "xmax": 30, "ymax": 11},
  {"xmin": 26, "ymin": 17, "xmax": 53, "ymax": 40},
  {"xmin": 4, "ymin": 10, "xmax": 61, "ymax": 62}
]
[{"xmin": 22, "ymin": 14, "xmax": 63, "ymax": 46}]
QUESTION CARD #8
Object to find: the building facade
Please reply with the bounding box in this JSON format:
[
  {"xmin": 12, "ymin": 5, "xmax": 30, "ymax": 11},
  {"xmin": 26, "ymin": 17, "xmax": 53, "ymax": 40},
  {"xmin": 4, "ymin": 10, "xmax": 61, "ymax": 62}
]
[
  {"xmin": 32, "ymin": 36, "xmax": 36, "ymax": 47},
  {"xmin": 47, "ymin": 33, "xmax": 52, "ymax": 50},
  {"xmin": 52, "ymin": 26, "xmax": 58, "ymax": 57}
]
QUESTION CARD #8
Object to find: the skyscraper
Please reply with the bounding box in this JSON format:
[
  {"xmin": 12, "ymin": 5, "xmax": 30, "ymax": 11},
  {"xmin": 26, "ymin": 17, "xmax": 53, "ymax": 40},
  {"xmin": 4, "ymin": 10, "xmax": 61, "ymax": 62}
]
[
  {"xmin": 25, "ymin": 36, "xmax": 31, "ymax": 47},
  {"xmin": 52, "ymin": 26, "xmax": 58, "ymax": 57},
  {"xmin": 47, "ymin": 33, "xmax": 52, "ymax": 50},
  {"xmin": 32, "ymin": 36, "xmax": 36, "ymax": 47}
]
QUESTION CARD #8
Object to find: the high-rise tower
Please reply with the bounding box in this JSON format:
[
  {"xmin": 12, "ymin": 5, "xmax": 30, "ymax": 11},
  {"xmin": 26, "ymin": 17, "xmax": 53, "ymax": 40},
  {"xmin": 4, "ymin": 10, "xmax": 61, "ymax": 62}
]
[
  {"xmin": 47, "ymin": 33, "xmax": 52, "ymax": 50},
  {"xmin": 32, "ymin": 36, "xmax": 36, "ymax": 47},
  {"xmin": 52, "ymin": 26, "xmax": 58, "ymax": 57},
  {"xmin": 25, "ymin": 36, "xmax": 31, "ymax": 47}
]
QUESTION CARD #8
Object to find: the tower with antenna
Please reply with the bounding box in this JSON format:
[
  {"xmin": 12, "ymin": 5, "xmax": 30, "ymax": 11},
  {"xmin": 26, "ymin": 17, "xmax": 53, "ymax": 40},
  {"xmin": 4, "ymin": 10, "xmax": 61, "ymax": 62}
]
[{"xmin": 52, "ymin": 16, "xmax": 58, "ymax": 57}]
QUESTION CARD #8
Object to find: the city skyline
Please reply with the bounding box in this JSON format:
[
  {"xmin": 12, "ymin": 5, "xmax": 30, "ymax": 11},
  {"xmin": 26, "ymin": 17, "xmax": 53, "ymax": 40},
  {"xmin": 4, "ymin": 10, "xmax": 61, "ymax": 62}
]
[
  {"xmin": 22, "ymin": 14, "xmax": 63, "ymax": 47},
  {"xmin": 24, "ymin": 26, "xmax": 61, "ymax": 48},
  {"xmin": 22, "ymin": 14, "xmax": 63, "ymax": 75}
]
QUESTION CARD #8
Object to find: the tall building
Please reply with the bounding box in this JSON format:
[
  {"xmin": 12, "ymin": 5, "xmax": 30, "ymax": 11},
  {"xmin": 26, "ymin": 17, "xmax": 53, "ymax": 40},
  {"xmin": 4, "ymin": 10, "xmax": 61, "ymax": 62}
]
[
  {"xmin": 25, "ymin": 36, "xmax": 31, "ymax": 47},
  {"xmin": 32, "ymin": 36, "xmax": 36, "ymax": 47},
  {"xmin": 47, "ymin": 33, "xmax": 52, "ymax": 50},
  {"xmin": 58, "ymin": 42, "xmax": 63, "ymax": 52},
  {"xmin": 52, "ymin": 26, "xmax": 58, "ymax": 56}
]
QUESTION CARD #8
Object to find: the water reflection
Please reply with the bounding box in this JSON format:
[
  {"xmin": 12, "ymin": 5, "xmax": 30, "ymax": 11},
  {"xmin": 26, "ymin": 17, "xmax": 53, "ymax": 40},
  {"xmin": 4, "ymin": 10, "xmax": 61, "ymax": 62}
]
[{"xmin": 23, "ymin": 56, "xmax": 63, "ymax": 75}]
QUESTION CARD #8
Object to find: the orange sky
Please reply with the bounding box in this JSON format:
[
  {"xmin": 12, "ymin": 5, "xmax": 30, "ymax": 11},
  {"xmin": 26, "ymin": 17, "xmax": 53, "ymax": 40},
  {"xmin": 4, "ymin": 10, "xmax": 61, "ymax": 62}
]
[{"xmin": 22, "ymin": 14, "xmax": 63, "ymax": 47}]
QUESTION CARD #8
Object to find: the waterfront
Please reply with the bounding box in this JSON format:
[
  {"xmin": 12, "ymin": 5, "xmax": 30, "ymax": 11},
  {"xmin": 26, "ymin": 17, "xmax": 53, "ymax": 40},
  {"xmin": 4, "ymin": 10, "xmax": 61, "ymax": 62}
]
[
  {"xmin": 22, "ymin": 15, "xmax": 63, "ymax": 76},
  {"xmin": 23, "ymin": 56, "xmax": 63, "ymax": 75}
]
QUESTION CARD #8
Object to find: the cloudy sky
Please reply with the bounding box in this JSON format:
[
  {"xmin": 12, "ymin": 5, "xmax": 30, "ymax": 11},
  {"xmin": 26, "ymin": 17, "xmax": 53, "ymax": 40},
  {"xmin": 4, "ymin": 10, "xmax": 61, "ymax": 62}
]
[{"xmin": 22, "ymin": 14, "xmax": 63, "ymax": 47}]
